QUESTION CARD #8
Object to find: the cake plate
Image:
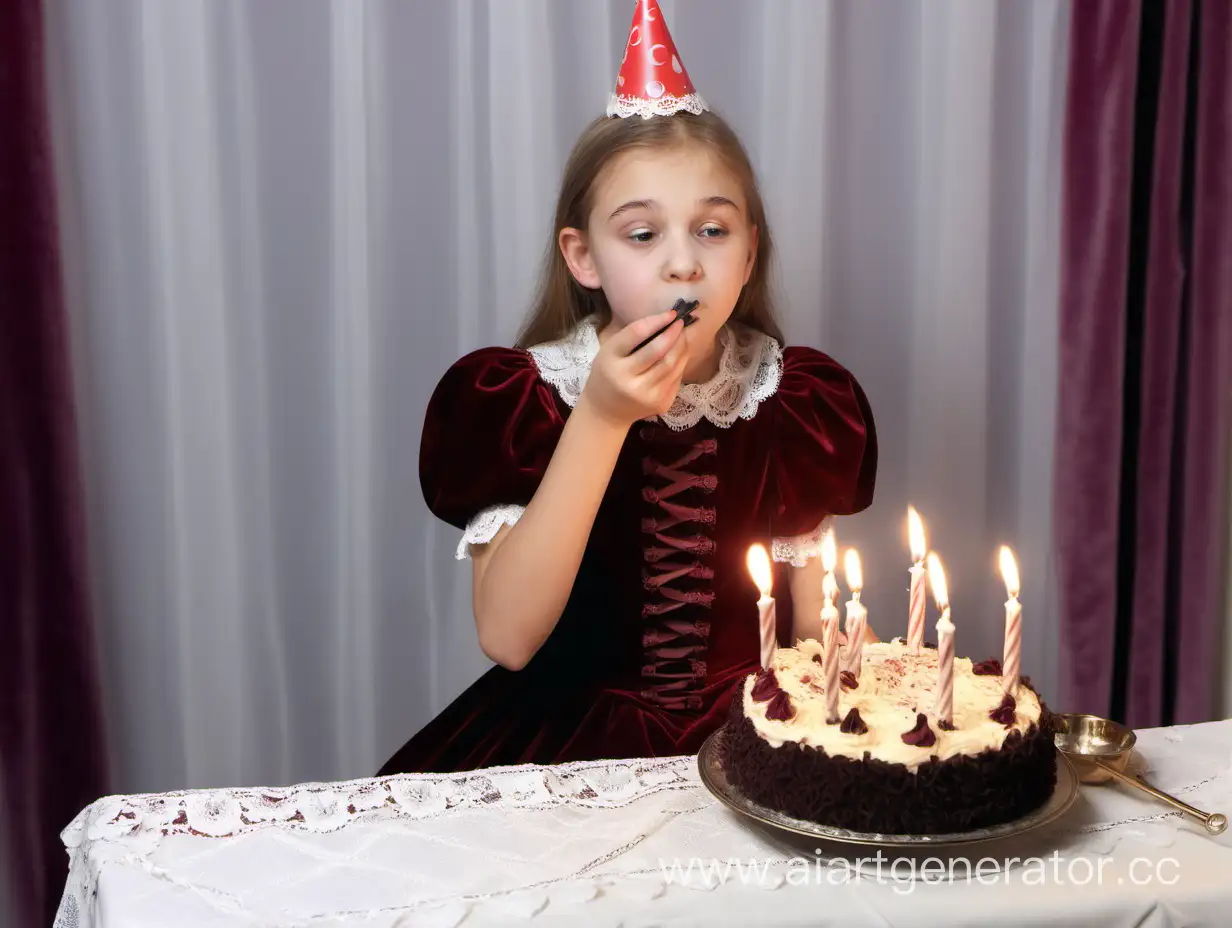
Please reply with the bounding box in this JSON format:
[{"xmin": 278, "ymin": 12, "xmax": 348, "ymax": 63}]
[{"xmin": 697, "ymin": 724, "xmax": 1079, "ymax": 849}]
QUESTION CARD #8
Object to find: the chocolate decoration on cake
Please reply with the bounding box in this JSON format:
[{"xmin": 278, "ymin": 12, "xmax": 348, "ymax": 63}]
[
  {"xmin": 751, "ymin": 669, "xmax": 779, "ymax": 702},
  {"xmin": 811, "ymin": 652, "xmax": 823, "ymax": 665},
  {"xmin": 938, "ymin": 718, "xmax": 958, "ymax": 731},
  {"xmin": 901, "ymin": 712, "xmax": 936, "ymax": 747},
  {"xmin": 765, "ymin": 690, "xmax": 795, "ymax": 721},
  {"xmin": 839, "ymin": 707, "xmax": 868, "ymax": 735},
  {"xmin": 972, "ymin": 659, "xmax": 1003, "ymax": 676},
  {"xmin": 840, "ymin": 670, "xmax": 858, "ymax": 690},
  {"xmin": 990, "ymin": 693, "xmax": 1017, "ymax": 727}
]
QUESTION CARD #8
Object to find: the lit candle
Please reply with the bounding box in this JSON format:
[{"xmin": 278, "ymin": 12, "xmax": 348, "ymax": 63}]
[
  {"xmin": 821, "ymin": 571, "xmax": 841, "ymax": 723},
  {"xmin": 819, "ymin": 530, "xmax": 841, "ymax": 720},
  {"xmin": 747, "ymin": 544, "xmax": 776, "ymax": 670},
  {"xmin": 927, "ymin": 552, "xmax": 955, "ymax": 727},
  {"xmin": 999, "ymin": 546, "xmax": 1022, "ymax": 697},
  {"xmin": 843, "ymin": 548, "xmax": 867, "ymax": 678},
  {"xmin": 907, "ymin": 506, "xmax": 928, "ymax": 653}
]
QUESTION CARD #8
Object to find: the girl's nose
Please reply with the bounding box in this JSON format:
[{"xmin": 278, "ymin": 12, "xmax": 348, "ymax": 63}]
[{"xmin": 663, "ymin": 238, "xmax": 703, "ymax": 282}]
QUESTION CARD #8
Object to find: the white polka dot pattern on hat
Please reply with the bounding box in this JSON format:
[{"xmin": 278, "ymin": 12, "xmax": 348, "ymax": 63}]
[{"xmin": 606, "ymin": 0, "xmax": 708, "ymax": 119}]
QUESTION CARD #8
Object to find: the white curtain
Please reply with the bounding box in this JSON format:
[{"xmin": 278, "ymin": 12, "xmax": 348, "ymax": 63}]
[{"xmin": 44, "ymin": 0, "xmax": 1071, "ymax": 794}]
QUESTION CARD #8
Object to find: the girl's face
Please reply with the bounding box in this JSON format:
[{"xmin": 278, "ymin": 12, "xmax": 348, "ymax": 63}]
[{"xmin": 559, "ymin": 144, "xmax": 758, "ymax": 350}]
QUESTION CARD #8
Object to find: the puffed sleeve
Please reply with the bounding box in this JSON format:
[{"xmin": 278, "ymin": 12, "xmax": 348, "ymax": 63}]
[
  {"xmin": 768, "ymin": 346, "xmax": 878, "ymax": 565},
  {"xmin": 418, "ymin": 347, "xmax": 566, "ymax": 558}
]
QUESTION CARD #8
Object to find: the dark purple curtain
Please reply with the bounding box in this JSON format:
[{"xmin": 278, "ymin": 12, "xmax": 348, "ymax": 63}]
[
  {"xmin": 1057, "ymin": 0, "xmax": 1232, "ymax": 728},
  {"xmin": 0, "ymin": 0, "xmax": 110, "ymax": 923}
]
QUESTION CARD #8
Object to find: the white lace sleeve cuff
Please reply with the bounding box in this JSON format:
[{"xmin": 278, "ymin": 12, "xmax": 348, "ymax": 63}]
[
  {"xmin": 455, "ymin": 503, "xmax": 526, "ymax": 560},
  {"xmin": 771, "ymin": 516, "xmax": 833, "ymax": 567}
]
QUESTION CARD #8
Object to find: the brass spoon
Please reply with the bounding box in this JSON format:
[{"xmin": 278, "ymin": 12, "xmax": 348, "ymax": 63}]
[{"xmin": 1054, "ymin": 712, "xmax": 1226, "ymax": 835}]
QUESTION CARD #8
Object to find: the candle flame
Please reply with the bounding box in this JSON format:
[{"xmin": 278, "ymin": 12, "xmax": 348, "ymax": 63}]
[
  {"xmin": 821, "ymin": 529, "xmax": 838, "ymax": 573},
  {"xmin": 907, "ymin": 505, "xmax": 927, "ymax": 562},
  {"xmin": 746, "ymin": 544, "xmax": 772, "ymax": 597},
  {"xmin": 999, "ymin": 545, "xmax": 1020, "ymax": 599},
  {"xmin": 823, "ymin": 571, "xmax": 839, "ymax": 604},
  {"xmin": 844, "ymin": 548, "xmax": 863, "ymax": 592},
  {"xmin": 926, "ymin": 552, "xmax": 949, "ymax": 610}
]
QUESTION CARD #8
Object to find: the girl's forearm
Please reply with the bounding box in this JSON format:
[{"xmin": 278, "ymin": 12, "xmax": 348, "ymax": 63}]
[
  {"xmin": 789, "ymin": 556, "xmax": 826, "ymax": 643},
  {"xmin": 474, "ymin": 395, "xmax": 629, "ymax": 669}
]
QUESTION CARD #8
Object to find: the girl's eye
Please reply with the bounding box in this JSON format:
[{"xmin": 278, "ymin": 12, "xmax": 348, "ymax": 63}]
[
  {"xmin": 629, "ymin": 230, "xmax": 655, "ymax": 244},
  {"xmin": 699, "ymin": 226, "xmax": 728, "ymax": 239}
]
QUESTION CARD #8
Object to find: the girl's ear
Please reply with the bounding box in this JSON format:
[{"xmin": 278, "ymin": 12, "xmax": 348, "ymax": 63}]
[
  {"xmin": 559, "ymin": 227, "xmax": 602, "ymax": 289},
  {"xmin": 743, "ymin": 225, "xmax": 759, "ymax": 285}
]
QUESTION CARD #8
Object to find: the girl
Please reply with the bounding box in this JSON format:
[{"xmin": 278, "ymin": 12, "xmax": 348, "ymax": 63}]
[{"xmin": 379, "ymin": 0, "xmax": 877, "ymax": 775}]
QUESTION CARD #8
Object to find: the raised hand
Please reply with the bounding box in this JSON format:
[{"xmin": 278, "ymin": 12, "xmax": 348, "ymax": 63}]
[{"xmin": 579, "ymin": 310, "xmax": 690, "ymax": 428}]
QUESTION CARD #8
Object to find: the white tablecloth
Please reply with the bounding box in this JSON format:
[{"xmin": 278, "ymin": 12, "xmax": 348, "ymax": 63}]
[{"xmin": 56, "ymin": 720, "xmax": 1232, "ymax": 928}]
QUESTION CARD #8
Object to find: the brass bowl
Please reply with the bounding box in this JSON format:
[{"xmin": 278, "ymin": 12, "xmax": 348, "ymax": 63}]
[{"xmin": 1052, "ymin": 713, "xmax": 1136, "ymax": 784}]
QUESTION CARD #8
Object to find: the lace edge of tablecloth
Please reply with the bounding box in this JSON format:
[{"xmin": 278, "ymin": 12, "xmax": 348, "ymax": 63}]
[{"xmin": 61, "ymin": 754, "xmax": 698, "ymax": 848}]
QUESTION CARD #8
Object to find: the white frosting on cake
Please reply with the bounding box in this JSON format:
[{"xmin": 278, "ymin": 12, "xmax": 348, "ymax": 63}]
[{"xmin": 742, "ymin": 640, "xmax": 1041, "ymax": 771}]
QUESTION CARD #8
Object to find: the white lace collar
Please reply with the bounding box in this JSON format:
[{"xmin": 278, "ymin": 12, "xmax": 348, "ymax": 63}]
[{"xmin": 526, "ymin": 316, "xmax": 784, "ymax": 431}]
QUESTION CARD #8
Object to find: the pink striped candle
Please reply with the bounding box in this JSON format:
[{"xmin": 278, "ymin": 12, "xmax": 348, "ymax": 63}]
[
  {"xmin": 999, "ymin": 546, "xmax": 1022, "ymax": 696},
  {"xmin": 821, "ymin": 572, "xmax": 841, "ymax": 722},
  {"xmin": 843, "ymin": 548, "xmax": 867, "ymax": 677},
  {"xmin": 927, "ymin": 552, "xmax": 954, "ymax": 726},
  {"xmin": 907, "ymin": 506, "xmax": 928, "ymax": 652},
  {"xmin": 747, "ymin": 545, "xmax": 777, "ymax": 670}
]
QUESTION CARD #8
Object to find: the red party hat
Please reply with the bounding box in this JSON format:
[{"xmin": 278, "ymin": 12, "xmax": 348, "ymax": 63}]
[{"xmin": 607, "ymin": 0, "xmax": 708, "ymax": 119}]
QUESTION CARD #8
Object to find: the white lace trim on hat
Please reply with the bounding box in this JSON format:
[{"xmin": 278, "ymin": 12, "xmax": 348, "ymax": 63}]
[{"xmin": 606, "ymin": 91, "xmax": 708, "ymax": 119}]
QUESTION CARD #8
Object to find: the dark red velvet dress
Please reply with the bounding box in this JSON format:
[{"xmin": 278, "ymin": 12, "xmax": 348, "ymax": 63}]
[{"xmin": 379, "ymin": 323, "xmax": 876, "ymax": 774}]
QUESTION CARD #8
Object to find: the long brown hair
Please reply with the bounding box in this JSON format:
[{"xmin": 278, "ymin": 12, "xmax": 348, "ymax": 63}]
[{"xmin": 515, "ymin": 110, "xmax": 783, "ymax": 348}]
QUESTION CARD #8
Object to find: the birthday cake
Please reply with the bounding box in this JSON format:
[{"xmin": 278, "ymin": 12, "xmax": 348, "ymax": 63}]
[{"xmin": 722, "ymin": 639, "xmax": 1057, "ymax": 835}]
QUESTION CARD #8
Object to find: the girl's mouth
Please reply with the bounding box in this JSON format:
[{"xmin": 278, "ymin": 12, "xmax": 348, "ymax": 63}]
[{"xmin": 671, "ymin": 298, "xmax": 700, "ymax": 320}]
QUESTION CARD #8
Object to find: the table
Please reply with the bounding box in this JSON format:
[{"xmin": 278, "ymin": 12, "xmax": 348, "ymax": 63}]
[{"xmin": 56, "ymin": 721, "xmax": 1232, "ymax": 927}]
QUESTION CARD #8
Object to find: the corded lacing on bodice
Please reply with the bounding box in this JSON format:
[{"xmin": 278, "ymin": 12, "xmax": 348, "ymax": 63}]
[{"xmin": 638, "ymin": 423, "xmax": 718, "ymax": 710}]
